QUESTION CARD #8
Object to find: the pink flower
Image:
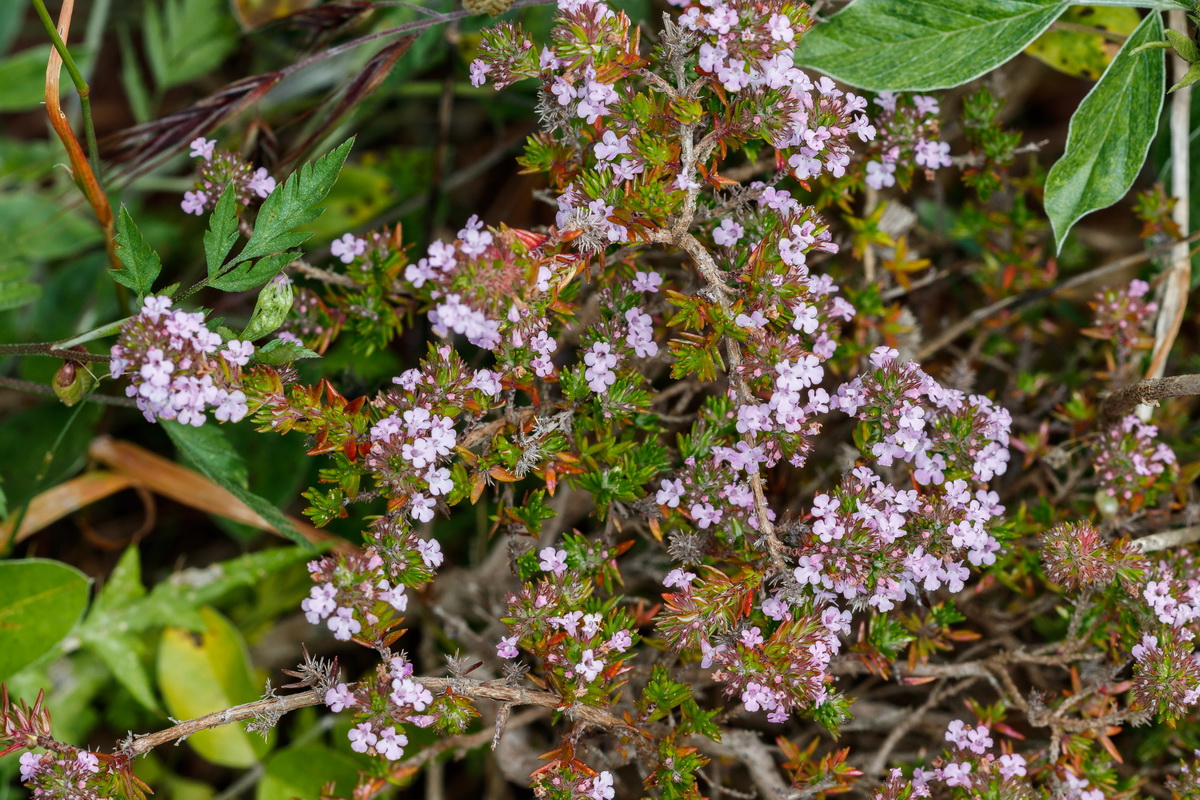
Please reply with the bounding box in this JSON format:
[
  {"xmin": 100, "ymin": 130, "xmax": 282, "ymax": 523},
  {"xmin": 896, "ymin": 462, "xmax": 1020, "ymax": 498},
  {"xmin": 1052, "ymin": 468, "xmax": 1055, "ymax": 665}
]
[
  {"xmin": 181, "ymin": 190, "xmax": 208, "ymax": 215},
  {"xmin": 497, "ymin": 636, "xmax": 519, "ymax": 659},
  {"xmin": 331, "ymin": 233, "xmax": 367, "ymax": 264},
  {"xmin": 19, "ymin": 752, "xmax": 44, "ymax": 782},
  {"xmin": 377, "ymin": 726, "xmax": 407, "ymax": 760},
  {"xmin": 324, "ymin": 683, "xmax": 356, "ymax": 712},
  {"xmin": 539, "ymin": 546, "xmax": 568, "ymax": 575},
  {"xmin": 328, "ymin": 607, "xmax": 361, "ymax": 641},
  {"xmin": 189, "ymin": 137, "xmax": 215, "ymax": 159},
  {"xmin": 348, "ymin": 723, "xmax": 377, "ymax": 753}
]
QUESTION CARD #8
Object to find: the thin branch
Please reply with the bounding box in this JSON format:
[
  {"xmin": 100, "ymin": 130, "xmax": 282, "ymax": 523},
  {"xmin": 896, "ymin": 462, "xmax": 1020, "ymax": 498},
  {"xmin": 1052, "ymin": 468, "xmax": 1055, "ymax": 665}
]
[
  {"xmin": 1099, "ymin": 373, "xmax": 1200, "ymax": 427},
  {"xmin": 120, "ymin": 676, "xmax": 649, "ymax": 760},
  {"xmin": 1132, "ymin": 525, "xmax": 1200, "ymax": 553},
  {"xmin": 0, "ymin": 376, "xmax": 137, "ymax": 408},
  {"xmin": 1147, "ymin": 7, "xmax": 1192, "ymax": 381},
  {"xmin": 30, "ymin": 0, "xmax": 101, "ymax": 178}
]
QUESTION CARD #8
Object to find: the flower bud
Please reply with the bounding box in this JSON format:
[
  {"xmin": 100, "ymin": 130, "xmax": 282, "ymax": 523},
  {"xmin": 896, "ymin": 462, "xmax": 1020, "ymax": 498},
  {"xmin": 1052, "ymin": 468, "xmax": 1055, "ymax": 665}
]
[
  {"xmin": 241, "ymin": 274, "xmax": 294, "ymax": 341},
  {"xmin": 52, "ymin": 358, "xmax": 97, "ymax": 407}
]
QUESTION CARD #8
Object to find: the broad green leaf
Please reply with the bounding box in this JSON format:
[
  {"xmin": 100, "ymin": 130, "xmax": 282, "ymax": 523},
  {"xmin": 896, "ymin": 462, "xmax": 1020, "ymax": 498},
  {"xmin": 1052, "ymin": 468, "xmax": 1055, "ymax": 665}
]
[
  {"xmin": 0, "ymin": 48, "xmax": 53, "ymax": 112},
  {"xmin": 157, "ymin": 606, "xmax": 271, "ymax": 767},
  {"xmin": 0, "ymin": 263, "xmax": 40, "ymax": 312},
  {"xmin": 92, "ymin": 546, "xmax": 147, "ymax": 614},
  {"xmin": 1025, "ymin": 6, "xmax": 1139, "ymax": 79},
  {"xmin": 209, "ymin": 252, "xmax": 295, "ymax": 293},
  {"xmin": 205, "ymin": 184, "xmax": 240, "ymax": 278},
  {"xmin": 0, "ymin": 560, "xmax": 91, "ymax": 683},
  {"xmin": 233, "ymin": 139, "xmax": 354, "ymax": 265},
  {"xmin": 257, "ymin": 745, "xmax": 362, "ymax": 800},
  {"xmin": 82, "ymin": 548, "xmax": 159, "ymax": 711},
  {"xmin": 79, "ymin": 546, "xmax": 321, "ymax": 642},
  {"xmin": 795, "ymin": 0, "xmax": 1069, "ymax": 91},
  {"xmin": 112, "ymin": 206, "xmax": 163, "ymax": 299},
  {"xmin": 1045, "ymin": 12, "xmax": 1165, "ymax": 252},
  {"xmin": 253, "ymin": 338, "xmax": 321, "ymax": 365},
  {"xmin": 163, "ymin": 421, "xmax": 313, "ymax": 549},
  {"xmin": 87, "ymin": 632, "xmax": 160, "ymax": 711}
]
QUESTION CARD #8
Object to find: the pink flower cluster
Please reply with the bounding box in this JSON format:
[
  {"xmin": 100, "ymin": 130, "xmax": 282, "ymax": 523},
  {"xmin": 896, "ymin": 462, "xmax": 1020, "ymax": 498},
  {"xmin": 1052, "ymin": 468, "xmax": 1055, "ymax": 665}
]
[
  {"xmin": 16, "ymin": 750, "xmax": 106, "ymax": 798},
  {"xmin": 110, "ymin": 295, "xmax": 253, "ymax": 426},
  {"xmin": 181, "ymin": 137, "xmax": 276, "ymax": 215},
  {"xmin": 1087, "ymin": 278, "xmax": 1159, "ymax": 379},
  {"xmin": 1093, "ymin": 414, "xmax": 1176, "ymax": 508},
  {"xmin": 863, "ymin": 92, "xmax": 951, "ymax": 190},
  {"xmin": 329, "ymin": 656, "xmax": 436, "ymax": 761}
]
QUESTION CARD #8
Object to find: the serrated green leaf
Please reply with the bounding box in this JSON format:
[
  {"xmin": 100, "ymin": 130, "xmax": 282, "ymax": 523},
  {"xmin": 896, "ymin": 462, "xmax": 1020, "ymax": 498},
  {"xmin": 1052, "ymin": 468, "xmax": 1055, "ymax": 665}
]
[
  {"xmin": 112, "ymin": 206, "xmax": 163, "ymax": 299},
  {"xmin": 205, "ymin": 184, "xmax": 240, "ymax": 278},
  {"xmin": 158, "ymin": 607, "xmax": 271, "ymax": 767},
  {"xmin": 795, "ymin": 0, "xmax": 1069, "ymax": 91},
  {"xmin": 0, "ymin": 560, "xmax": 91, "ymax": 683},
  {"xmin": 1044, "ymin": 12, "xmax": 1165, "ymax": 252},
  {"xmin": 163, "ymin": 421, "xmax": 314, "ymax": 550},
  {"xmin": 232, "ymin": 139, "xmax": 354, "ymax": 265},
  {"xmin": 210, "ymin": 252, "xmax": 295, "ymax": 293},
  {"xmin": 253, "ymin": 337, "xmax": 321, "ymax": 365}
]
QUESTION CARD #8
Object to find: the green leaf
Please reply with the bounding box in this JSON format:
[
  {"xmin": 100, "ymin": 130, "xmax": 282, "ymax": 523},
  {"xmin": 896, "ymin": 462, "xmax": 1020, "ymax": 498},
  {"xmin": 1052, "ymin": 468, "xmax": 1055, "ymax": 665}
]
[
  {"xmin": 209, "ymin": 252, "xmax": 296, "ymax": 293},
  {"xmin": 163, "ymin": 421, "xmax": 314, "ymax": 550},
  {"xmin": 169, "ymin": 421, "xmax": 249, "ymax": 490},
  {"xmin": 1171, "ymin": 59, "xmax": 1200, "ymax": 92},
  {"xmin": 1166, "ymin": 27, "xmax": 1200, "ymax": 63},
  {"xmin": 157, "ymin": 606, "xmax": 271, "ymax": 767},
  {"xmin": 1044, "ymin": 11, "xmax": 1165, "ymax": 252},
  {"xmin": 233, "ymin": 139, "xmax": 354, "ymax": 265},
  {"xmin": 112, "ymin": 206, "xmax": 163, "ymax": 299},
  {"xmin": 81, "ymin": 548, "xmax": 159, "ymax": 711},
  {"xmin": 0, "ymin": 559, "xmax": 91, "ymax": 683},
  {"xmin": 257, "ymin": 745, "xmax": 362, "ymax": 800},
  {"xmin": 144, "ymin": 0, "xmax": 238, "ymax": 90},
  {"xmin": 0, "ymin": 48, "xmax": 55, "ymax": 112},
  {"xmin": 253, "ymin": 338, "xmax": 321, "ymax": 365},
  {"xmin": 795, "ymin": 0, "xmax": 1069, "ymax": 91},
  {"xmin": 205, "ymin": 184, "xmax": 240, "ymax": 278},
  {"xmin": 0, "ymin": 263, "xmax": 41, "ymax": 312},
  {"xmin": 88, "ymin": 633, "xmax": 160, "ymax": 711}
]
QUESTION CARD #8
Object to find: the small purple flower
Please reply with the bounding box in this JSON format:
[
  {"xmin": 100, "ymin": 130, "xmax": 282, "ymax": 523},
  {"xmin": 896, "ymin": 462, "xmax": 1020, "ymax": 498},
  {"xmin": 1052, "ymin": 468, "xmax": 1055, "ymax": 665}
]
[
  {"xmin": 377, "ymin": 726, "xmax": 407, "ymax": 760},
  {"xmin": 248, "ymin": 167, "xmax": 276, "ymax": 199},
  {"xmin": 330, "ymin": 233, "xmax": 367, "ymax": 264},
  {"xmin": 181, "ymin": 190, "xmax": 208, "ymax": 216},
  {"xmin": 538, "ymin": 546, "xmax": 568, "ymax": 575},
  {"xmin": 496, "ymin": 635, "xmax": 519, "ymax": 659},
  {"xmin": 19, "ymin": 752, "xmax": 44, "ymax": 782},
  {"xmin": 416, "ymin": 538, "xmax": 443, "ymax": 568},
  {"xmin": 348, "ymin": 723, "xmax": 377, "ymax": 753},
  {"xmin": 327, "ymin": 607, "xmax": 361, "ymax": 641},
  {"xmin": 324, "ymin": 683, "xmax": 356, "ymax": 712},
  {"xmin": 189, "ymin": 137, "xmax": 215, "ymax": 160}
]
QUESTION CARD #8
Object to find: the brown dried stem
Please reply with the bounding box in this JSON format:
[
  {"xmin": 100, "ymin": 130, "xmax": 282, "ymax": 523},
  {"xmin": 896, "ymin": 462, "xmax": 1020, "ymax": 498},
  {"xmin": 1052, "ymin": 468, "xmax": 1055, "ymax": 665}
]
[{"xmin": 1098, "ymin": 373, "xmax": 1200, "ymax": 428}]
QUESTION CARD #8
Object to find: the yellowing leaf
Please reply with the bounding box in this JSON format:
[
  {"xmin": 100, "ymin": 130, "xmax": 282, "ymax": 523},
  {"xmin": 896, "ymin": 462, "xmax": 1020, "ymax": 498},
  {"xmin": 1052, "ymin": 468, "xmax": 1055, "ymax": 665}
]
[
  {"xmin": 157, "ymin": 607, "xmax": 271, "ymax": 767},
  {"xmin": 1026, "ymin": 6, "xmax": 1139, "ymax": 79}
]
